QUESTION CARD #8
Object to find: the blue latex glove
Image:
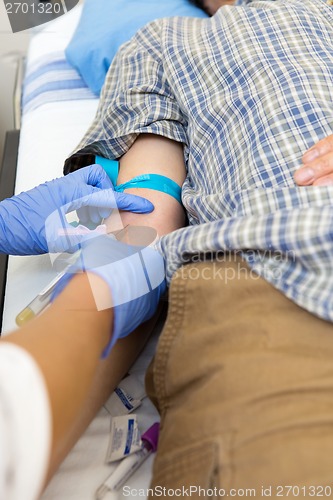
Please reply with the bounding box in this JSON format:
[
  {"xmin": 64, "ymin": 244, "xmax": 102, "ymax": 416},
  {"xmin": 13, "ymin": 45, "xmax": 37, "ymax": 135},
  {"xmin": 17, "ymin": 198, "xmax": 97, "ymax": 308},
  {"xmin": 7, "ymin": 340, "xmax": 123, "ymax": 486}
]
[
  {"xmin": 52, "ymin": 233, "xmax": 166, "ymax": 357},
  {"xmin": 0, "ymin": 165, "xmax": 154, "ymax": 255}
]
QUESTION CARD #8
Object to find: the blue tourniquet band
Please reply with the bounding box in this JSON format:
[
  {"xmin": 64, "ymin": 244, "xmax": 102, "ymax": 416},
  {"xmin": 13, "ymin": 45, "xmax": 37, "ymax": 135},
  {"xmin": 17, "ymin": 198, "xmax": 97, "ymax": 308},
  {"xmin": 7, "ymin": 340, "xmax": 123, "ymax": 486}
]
[
  {"xmin": 95, "ymin": 155, "xmax": 119, "ymax": 186},
  {"xmin": 115, "ymin": 174, "xmax": 182, "ymax": 204},
  {"xmin": 95, "ymin": 156, "xmax": 182, "ymax": 204}
]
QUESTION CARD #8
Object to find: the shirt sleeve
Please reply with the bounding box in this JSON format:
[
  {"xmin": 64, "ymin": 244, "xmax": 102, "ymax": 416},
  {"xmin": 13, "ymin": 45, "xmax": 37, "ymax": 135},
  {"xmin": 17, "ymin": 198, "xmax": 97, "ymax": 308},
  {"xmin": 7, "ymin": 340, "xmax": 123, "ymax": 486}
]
[{"xmin": 64, "ymin": 19, "xmax": 187, "ymax": 175}]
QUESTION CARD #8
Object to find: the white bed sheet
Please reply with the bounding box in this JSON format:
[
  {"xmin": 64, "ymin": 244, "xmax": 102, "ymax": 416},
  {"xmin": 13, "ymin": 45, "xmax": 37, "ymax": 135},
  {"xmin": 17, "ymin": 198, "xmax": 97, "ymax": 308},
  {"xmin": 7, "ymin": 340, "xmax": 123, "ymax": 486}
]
[{"xmin": 2, "ymin": 7, "xmax": 161, "ymax": 499}]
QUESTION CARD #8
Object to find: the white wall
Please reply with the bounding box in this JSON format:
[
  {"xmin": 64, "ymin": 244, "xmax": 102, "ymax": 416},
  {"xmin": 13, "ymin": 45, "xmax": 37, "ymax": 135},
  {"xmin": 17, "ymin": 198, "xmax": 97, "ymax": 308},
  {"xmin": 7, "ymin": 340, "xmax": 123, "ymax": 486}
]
[
  {"xmin": 0, "ymin": 1, "xmax": 84, "ymax": 164},
  {"xmin": 0, "ymin": 1, "xmax": 30, "ymax": 163}
]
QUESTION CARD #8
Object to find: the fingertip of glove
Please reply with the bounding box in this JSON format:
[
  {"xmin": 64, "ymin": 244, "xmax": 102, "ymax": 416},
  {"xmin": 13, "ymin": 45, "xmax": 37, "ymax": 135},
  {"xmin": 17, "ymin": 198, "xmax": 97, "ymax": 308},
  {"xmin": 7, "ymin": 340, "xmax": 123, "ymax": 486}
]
[
  {"xmin": 133, "ymin": 198, "xmax": 155, "ymax": 213},
  {"xmin": 144, "ymin": 199, "xmax": 155, "ymax": 212},
  {"xmin": 88, "ymin": 164, "xmax": 113, "ymax": 189}
]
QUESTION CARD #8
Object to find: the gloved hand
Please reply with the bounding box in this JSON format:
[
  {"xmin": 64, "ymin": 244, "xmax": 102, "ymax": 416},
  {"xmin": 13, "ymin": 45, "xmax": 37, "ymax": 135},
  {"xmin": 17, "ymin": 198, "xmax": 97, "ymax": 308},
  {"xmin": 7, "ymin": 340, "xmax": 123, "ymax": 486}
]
[
  {"xmin": 52, "ymin": 233, "xmax": 166, "ymax": 357},
  {"xmin": 0, "ymin": 165, "xmax": 154, "ymax": 255}
]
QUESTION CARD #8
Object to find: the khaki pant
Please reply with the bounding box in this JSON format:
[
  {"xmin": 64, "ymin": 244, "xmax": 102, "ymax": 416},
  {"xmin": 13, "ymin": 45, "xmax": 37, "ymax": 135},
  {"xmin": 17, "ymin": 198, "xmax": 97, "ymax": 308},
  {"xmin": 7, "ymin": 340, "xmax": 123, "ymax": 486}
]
[{"xmin": 146, "ymin": 256, "xmax": 333, "ymax": 498}]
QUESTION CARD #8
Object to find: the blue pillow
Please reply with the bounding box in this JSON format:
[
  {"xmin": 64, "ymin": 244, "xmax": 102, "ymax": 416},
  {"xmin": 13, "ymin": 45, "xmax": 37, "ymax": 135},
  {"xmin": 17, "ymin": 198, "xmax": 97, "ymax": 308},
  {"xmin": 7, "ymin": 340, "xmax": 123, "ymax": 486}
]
[{"xmin": 65, "ymin": 0, "xmax": 208, "ymax": 96}]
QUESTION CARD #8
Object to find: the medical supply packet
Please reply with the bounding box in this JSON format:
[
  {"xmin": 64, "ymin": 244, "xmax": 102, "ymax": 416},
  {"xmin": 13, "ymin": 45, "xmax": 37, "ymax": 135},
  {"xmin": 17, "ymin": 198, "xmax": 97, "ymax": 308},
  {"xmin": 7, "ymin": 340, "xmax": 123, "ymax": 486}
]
[
  {"xmin": 106, "ymin": 414, "xmax": 142, "ymax": 463},
  {"xmin": 104, "ymin": 374, "xmax": 145, "ymax": 417}
]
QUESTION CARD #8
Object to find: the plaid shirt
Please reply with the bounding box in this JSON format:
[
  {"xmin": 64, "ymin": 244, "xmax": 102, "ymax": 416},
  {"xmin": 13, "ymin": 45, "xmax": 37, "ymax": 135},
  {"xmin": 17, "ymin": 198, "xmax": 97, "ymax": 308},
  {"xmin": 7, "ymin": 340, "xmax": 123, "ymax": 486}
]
[{"xmin": 65, "ymin": 0, "xmax": 333, "ymax": 322}]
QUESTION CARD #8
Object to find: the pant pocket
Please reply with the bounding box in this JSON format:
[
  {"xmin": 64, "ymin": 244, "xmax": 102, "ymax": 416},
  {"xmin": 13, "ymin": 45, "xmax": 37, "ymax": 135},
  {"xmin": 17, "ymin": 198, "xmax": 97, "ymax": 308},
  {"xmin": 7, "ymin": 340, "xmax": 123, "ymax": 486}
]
[{"xmin": 149, "ymin": 440, "xmax": 219, "ymax": 499}]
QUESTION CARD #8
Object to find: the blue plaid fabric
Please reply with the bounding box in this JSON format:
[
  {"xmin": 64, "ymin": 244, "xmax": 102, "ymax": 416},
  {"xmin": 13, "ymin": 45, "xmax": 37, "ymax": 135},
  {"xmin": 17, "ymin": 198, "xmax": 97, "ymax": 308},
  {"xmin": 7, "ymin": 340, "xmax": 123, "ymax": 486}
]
[{"xmin": 67, "ymin": 0, "xmax": 333, "ymax": 322}]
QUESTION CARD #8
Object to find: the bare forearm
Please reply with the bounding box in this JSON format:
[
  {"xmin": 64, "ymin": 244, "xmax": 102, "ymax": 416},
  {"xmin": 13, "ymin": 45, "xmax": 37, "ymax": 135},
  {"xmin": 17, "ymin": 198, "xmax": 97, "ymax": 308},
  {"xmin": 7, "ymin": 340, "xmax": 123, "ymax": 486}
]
[
  {"xmin": 105, "ymin": 134, "xmax": 186, "ymax": 235},
  {"xmin": 3, "ymin": 273, "xmax": 112, "ymax": 457}
]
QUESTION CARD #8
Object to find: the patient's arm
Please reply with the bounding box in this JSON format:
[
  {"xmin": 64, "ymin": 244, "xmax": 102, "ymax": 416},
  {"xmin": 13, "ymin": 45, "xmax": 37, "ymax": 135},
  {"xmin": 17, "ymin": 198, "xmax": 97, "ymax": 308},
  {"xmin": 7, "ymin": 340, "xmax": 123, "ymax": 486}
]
[
  {"xmin": 1, "ymin": 133, "xmax": 186, "ymax": 491},
  {"xmin": 104, "ymin": 133, "xmax": 186, "ymax": 235}
]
